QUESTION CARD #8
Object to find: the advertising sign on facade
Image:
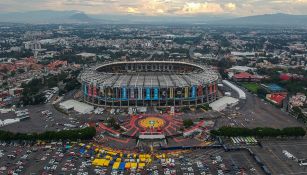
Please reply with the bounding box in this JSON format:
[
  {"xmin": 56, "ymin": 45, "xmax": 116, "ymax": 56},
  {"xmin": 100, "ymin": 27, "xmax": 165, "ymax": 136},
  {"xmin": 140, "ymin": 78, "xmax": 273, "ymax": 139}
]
[{"xmin": 153, "ymin": 88, "xmax": 159, "ymax": 100}]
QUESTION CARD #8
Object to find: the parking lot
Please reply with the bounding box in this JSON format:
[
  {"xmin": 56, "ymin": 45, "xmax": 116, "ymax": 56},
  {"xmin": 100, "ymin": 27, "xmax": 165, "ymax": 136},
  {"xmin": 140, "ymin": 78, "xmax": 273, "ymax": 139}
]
[
  {"xmin": 1, "ymin": 104, "xmax": 81, "ymax": 133},
  {"xmin": 216, "ymin": 90, "xmax": 303, "ymax": 129},
  {"xmin": 252, "ymin": 139, "xmax": 307, "ymax": 175},
  {"xmin": 0, "ymin": 140, "xmax": 267, "ymax": 175}
]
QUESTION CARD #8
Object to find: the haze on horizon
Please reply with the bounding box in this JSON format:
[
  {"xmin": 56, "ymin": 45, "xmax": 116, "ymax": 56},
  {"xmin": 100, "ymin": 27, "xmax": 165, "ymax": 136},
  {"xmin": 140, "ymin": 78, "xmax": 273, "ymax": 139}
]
[{"xmin": 1, "ymin": 0, "xmax": 307, "ymax": 17}]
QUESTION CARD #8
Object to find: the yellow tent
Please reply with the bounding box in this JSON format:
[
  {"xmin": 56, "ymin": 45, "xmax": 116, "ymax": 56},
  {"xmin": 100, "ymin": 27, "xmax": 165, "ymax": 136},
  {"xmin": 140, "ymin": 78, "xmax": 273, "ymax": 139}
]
[
  {"xmin": 103, "ymin": 160, "xmax": 110, "ymax": 166},
  {"xmin": 108, "ymin": 151, "xmax": 117, "ymax": 156},
  {"xmin": 138, "ymin": 163, "xmax": 145, "ymax": 169},
  {"xmin": 125, "ymin": 162, "xmax": 131, "ymax": 169},
  {"xmin": 112, "ymin": 162, "xmax": 120, "ymax": 169},
  {"xmin": 131, "ymin": 162, "xmax": 138, "ymax": 169},
  {"xmin": 145, "ymin": 154, "xmax": 151, "ymax": 158},
  {"xmin": 92, "ymin": 159, "xmax": 105, "ymax": 166}
]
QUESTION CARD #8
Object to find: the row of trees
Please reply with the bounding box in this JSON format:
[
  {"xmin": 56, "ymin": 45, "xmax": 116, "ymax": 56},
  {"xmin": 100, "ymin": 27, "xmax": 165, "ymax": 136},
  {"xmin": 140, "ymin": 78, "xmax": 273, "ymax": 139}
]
[
  {"xmin": 0, "ymin": 127, "xmax": 96, "ymax": 141},
  {"xmin": 20, "ymin": 70, "xmax": 81, "ymax": 105},
  {"xmin": 211, "ymin": 126, "xmax": 306, "ymax": 137},
  {"xmin": 20, "ymin": 78, "xmax": 46, "ymax": 105}
]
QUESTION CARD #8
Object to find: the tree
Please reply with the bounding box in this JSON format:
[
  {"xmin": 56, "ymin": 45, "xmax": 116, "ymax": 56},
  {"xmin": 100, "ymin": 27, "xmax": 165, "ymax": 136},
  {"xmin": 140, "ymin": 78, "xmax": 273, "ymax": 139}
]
[
  {"xmin": 107, "ymin": 118, "xmax": 120, "ymax": 130},
  {"xmin": 183, "ymin": 119, "xmax": 194, "ymax": 128},
  {"xmin": 211, "ymin": 127, "xmax": 306, "ymax": 137}
]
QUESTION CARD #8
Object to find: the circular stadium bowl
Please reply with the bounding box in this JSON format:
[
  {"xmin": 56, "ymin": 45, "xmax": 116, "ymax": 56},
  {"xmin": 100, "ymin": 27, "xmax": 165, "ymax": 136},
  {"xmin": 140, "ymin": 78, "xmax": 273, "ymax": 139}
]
[{"xmin": 79, "ymin": 61, "xmax": 219, "ymax": 107}]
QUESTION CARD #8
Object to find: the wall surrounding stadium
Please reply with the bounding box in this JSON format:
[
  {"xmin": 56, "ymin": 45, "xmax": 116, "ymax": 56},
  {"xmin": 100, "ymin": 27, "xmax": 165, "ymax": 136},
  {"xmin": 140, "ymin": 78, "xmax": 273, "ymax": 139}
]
[{"xmin": 79, "ymin": 61, "xmax": 219, "ymax": 107}]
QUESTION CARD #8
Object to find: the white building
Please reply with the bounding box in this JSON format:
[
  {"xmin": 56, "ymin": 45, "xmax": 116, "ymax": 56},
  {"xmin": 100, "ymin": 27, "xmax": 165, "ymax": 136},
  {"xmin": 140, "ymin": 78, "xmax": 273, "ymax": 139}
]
[
  {"xmin": 59, "ymin": 100, "xmax": 94, "ymax": 114},
  {"xmin": 209, "ymin": 96, "xmax": 239, "ymax": 111}
]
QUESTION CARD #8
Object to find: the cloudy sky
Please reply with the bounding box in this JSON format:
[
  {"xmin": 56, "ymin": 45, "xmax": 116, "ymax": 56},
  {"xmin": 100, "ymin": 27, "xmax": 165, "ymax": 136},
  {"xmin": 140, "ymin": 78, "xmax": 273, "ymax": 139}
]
[{"xmin": 1, "ymin": 0, "xmax": 307, "ymax": 16}]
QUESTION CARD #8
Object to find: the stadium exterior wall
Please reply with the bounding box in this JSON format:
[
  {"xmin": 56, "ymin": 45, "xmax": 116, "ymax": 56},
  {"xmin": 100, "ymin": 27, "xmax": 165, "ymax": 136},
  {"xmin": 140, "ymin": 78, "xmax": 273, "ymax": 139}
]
[{"xmin": 79, "ymin": 61, "xmax": 219, "ymax": 107}]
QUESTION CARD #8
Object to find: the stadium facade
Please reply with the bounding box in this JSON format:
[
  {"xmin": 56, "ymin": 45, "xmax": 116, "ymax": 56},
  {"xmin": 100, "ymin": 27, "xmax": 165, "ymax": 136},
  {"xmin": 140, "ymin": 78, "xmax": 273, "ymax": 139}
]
[{"xmin": 79, "ymin": 61, "xmax": 219, "ymax": 107}]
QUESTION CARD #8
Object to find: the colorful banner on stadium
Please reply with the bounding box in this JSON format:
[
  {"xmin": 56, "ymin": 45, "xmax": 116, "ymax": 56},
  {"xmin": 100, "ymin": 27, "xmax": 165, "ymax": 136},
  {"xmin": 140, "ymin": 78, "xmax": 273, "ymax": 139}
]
[
  {"xmin": 88, "ymin": 84, "xmax": 92, "ymax": 96},
  {"xmin": 122, "ymin": 87, "xmax": 127, "ymax": 100},
  {"xmin": 153, "ymin": 88, "xmax": 159, "ymax": 100},
  {"xmin": 161, "ymin": 88, "xmax": 167, "ymax": 99},
  {"xmin": 213, "ymin": 83, "xmax": 217, "ymax": 92},
  {"xmin": 176, "ymin": 88, "xmax": 182, "ymax": 98},
  {"xmin": 184, "ymin": 87, "xmax": 189, "ymax": 98},
  {"xmin": 93, "ymin": 85, "xmax": 97, "ymax": 97},
  {"xmin": 106, "ymin": 87, "xmax": 112, "ymax": 98},
  {"xmin": 113, "ymin": 88, "xmax": 118, "ymax": 98},
  {"xmin": 130, "ymin": 88, "xmax": 135, "ymax": 99},
  {"xmin": 145, "ymin": 88, "xmax": 151, "ymax": 100},
  {"xmin": 83, "ymin": 82, "xmax": 87, "ymax": 96},
  {"xmin": 138, "ymin": 88, "xmax": 142, "ymax": 99},
  {"xmin": 197, "ymin": 85, "xmax": 203, "ymax": 96},
  {"xmin": 169, "ymin": 88, "xmax": 174, "ymax": 99},
  {"xmin": 191, "ymin": 86, "xmax": 196, "ymax": 98},
  {"xmin": 100, "ymin": 86, "xmax": 105, "ymax": 96}
]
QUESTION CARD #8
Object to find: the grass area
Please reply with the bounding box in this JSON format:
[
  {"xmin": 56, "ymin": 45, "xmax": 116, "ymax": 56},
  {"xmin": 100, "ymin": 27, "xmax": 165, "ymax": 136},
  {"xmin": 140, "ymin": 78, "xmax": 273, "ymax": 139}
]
[{"xmin": 241, "ymin": 82, "xmax": 260, "ymax": 93}]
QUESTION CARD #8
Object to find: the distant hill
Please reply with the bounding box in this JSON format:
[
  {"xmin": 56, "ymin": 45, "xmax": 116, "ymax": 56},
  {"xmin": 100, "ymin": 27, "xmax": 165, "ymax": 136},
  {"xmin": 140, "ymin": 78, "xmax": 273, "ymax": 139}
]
[
  {"xmin": 69, "ymin": 12, "xmax": 93, "ymax": 22},
  {"xmin": 0, "ymin": 11, "xmax": 307, "ymax": 26},
  {"xmin": 215, "ymin": 13, "xmax": 307, "ymax": 26},
  {"xmin": 0, "ymin": 10, "xmax": 96, "ymax": 24}
]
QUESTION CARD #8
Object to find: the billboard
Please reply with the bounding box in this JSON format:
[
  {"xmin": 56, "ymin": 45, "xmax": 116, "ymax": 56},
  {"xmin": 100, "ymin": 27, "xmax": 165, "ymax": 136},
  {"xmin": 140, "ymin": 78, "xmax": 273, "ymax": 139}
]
[
  {"xmin": 93, "ymin": 85, "xmax": 97, "ymax": 97},
  {"xmin": 197, "ymin": 85, "xmax": 203, "ymax": 96},
  {"xmin": 175, "ymin": 87, "xmax": 183, "ymax": 98},
  {"xmin": 184, "ymin": 87, "xmax": 189, "ymax": 98},
  {"xmin": 122, "ymin": 87, "xmax": 127, "ymax": 100},
  {"xmin": 130, "ymin": 88, "xmax": 135, "ymax": 99},
  {"xmin": 138, "ymin": 87, "xmax": 142, "ymax": 99},
  {"xmin": 161, "ymin": 88, "xmax": 167, "ymax": 99},
  {"xmin": 113, "ymin": 88, "xmax": 118, "ymax": 99},
  {"xmin": 88, "ymin": 84, "xmax": 92, "ymax": 96},
  {"xmin": 100, "ymin": 86, "xmax": 104, "ymax": 96},
  {"xmin": 153, "ymin": 88, "xmax": 159, "ymax": 100},
  {"xmin": 191, "ymin": 86, "xmax": 196, "ymax": 98},
  {"xmin": 83, "ymin": 82, "xmax": 87, "ymax": 96},
  {"xmin": 107, "ymin": 87, "xmax": 113, "ymax": 98},
  {"xmin": 169, "ymin": 88, "xmax": 174, "ymax": 99},
  {"xmin": 145, "ymin": 88, "xmax": 151, "ymax": 100}
]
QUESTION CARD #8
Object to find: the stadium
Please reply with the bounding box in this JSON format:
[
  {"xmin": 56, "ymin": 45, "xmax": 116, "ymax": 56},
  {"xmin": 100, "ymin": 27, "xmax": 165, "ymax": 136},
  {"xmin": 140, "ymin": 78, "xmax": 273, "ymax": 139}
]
[{"xmin": 79, "ymin": 61, "xmax": 219, "ymax": 107}]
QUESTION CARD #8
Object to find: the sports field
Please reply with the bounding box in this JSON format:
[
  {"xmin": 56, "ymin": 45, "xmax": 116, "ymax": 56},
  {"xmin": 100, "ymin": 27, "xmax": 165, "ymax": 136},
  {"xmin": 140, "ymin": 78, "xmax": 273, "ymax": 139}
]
[{"xmin": 241, "ymin": 83, "xmax": 260, "ymax": 93}]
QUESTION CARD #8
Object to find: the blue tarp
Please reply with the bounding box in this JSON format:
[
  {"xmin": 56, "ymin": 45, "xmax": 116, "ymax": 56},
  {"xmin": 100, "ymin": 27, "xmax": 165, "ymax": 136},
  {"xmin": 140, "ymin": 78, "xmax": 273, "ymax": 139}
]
[
  {"xmin": 79, "ymin": 148, "xmax": 85, "ymax": 154},
  {"xmin": 119, "ymin": 162, "xmax": 125, "ymax": 170},
  {"xmin": 266, "ymin": 84, "xmax": 284, "ymax": 92}
]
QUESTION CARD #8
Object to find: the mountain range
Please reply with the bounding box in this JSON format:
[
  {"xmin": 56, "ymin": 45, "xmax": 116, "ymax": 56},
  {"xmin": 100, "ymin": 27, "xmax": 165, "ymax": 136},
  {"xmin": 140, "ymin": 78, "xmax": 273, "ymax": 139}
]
[{"xmin": 0, "ymin": 10, "xmax": 307, "ymax": 26}]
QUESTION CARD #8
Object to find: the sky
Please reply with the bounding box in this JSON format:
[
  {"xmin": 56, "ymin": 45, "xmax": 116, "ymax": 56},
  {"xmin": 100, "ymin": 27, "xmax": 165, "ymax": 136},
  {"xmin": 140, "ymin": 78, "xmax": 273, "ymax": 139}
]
[{"xmin": 1, "ymin": 0, "xmax": 307, "ymax": 16}]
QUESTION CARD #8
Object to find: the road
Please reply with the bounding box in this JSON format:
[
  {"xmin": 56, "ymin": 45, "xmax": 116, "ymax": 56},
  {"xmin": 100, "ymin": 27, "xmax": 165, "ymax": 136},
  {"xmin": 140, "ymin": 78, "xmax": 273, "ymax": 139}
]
[{"xmin": 216, "ymin": 86, "xmax": 303, "ymax": 128}]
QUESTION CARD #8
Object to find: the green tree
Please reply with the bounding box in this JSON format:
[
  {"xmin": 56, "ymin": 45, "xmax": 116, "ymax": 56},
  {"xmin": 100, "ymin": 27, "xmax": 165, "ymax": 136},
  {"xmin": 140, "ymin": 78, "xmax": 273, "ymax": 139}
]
[{"xmin": 183, "ymin": 119, "xmax": 194, "ymax": 128}]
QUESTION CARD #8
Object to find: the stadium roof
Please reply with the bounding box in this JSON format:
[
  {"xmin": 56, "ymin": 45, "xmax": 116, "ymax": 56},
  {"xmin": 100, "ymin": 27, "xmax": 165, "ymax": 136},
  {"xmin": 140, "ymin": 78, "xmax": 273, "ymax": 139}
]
[{"xmin": 80, "ymin": 61, "xmax": 219, "ymax": 88}]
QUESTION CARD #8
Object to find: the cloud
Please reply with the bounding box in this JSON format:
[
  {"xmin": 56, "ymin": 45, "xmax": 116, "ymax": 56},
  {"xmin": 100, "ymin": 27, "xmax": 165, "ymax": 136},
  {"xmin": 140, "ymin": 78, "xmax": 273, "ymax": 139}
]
[
  {"xmin": 1, "ymin": 0, "xmax": 307, "ymax": 16},
  {"xmin": 224, "ymin": 3, "xmax": 236, "ymax": 11},
  {"xmin": 127, "ymin": 7, "xmax": 140, "ymax": 14},
  {"xmin": 180, "ymin": 2, "xmax": 223, "ymax": 14}
]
